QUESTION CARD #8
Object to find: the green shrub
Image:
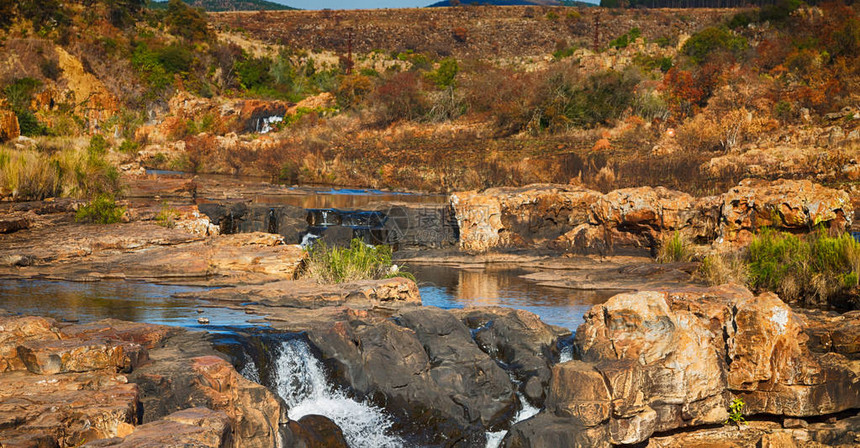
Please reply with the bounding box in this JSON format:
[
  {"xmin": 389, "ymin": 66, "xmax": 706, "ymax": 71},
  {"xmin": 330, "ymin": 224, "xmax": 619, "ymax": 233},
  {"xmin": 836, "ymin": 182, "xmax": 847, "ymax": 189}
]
[
  {"xmin": 657, "ymin": 231, "xmax": 691, "ymax": 263},
  {"xmin": 157, "ymin": 45, "xmax": 194, "ymax": 74},
  {"xmin": 609, "ymin": 28, "xmax": 642, "ymax": 49},
  {"xmin": 552, "ymin": 45, "xmax": 578, "ymax": 60},
  {"xmin": 75, "ymin": 194, "xmax": 126, "ymax": 224},
  {"xmin": 303, "ymin": 238, "xmax": 413, "ymax": 284},
  {"xmin": 747, "ymin": 229, "xmax": 860, "ymax": 304},
  {"xmin": 724, "ymin": 398, "xmax": 747, "ymax": 426},
  {"xmin": 88, "ymin": 134, "xmax": 109, "ymax": 157},
  {"xmin": 426, "ymin": 58, "xmax": 459, "ymax": 89},
  {"xmin": 682, "ymin": 27, "xmax": 748, "ymax": 64}
]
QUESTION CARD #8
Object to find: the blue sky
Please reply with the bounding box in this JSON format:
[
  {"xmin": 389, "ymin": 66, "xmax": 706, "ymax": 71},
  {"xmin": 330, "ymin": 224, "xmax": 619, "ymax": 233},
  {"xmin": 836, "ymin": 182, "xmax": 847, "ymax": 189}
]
[{"xmin": 280, "ymin": 1, "xmax": 431, "ymax": 8}]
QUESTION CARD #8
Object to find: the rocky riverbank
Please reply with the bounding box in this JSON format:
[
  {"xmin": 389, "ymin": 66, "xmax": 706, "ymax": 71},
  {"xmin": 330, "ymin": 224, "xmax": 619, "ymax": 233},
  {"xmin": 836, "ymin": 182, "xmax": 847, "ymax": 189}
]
[{"xmin": 452, "ymin": 179, "xmax": 853, "ymax": 253}]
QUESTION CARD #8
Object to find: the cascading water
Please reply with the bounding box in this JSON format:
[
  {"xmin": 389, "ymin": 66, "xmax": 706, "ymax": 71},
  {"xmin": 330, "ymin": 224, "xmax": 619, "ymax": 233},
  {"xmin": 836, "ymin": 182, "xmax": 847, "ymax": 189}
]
[
  {"xmin": 273, "ymin": 338, "xmax": 404, "ymax": 448},
  {"xmin": 484, "ymin": 379, "xmax": 541, "ymax": 448},
  {"xmin": 299, "ymin": 232, "xmax": 320, "ymax": 248}
]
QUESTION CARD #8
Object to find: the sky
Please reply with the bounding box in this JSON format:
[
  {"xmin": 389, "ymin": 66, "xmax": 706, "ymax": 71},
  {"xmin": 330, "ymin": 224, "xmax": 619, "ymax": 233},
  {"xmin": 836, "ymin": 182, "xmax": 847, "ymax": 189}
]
[{"xmin": 280, "ymin": 1, "xmax": 433, "ymax": 8}]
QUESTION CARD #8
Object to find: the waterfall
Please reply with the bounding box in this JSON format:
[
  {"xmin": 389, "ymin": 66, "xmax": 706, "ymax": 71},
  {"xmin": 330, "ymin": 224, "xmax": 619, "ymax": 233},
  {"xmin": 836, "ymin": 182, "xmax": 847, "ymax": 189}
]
[
  {"xmin": 299, "ymin": 232, "xmax": 320, "ymax": 249},
  {"xmin": 273, "ymin": 338, "xmax": 404, "ymax": 448},
  {"xmin": 484, "ymin": 379, "xmax": 541, "ymax": 448}
]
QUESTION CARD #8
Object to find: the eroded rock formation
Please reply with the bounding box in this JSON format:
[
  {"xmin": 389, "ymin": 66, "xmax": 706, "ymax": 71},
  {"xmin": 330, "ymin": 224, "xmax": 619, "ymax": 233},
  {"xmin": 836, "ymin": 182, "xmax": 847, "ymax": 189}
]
[
  {"xmin": 452, "ymin": 179, "xmax": 852, "ymax": 253},
  {"xmin": 502, "ymin": 285, "xmax": 860, "ymax": 447}
]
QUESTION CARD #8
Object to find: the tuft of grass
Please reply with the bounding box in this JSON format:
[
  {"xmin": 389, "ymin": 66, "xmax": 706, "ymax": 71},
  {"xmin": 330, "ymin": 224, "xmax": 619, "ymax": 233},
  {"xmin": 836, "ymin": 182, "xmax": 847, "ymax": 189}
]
[
  {"xmin": 657, "ymin": 231, "xmax": 691, "ymax": 263},
  {"xmin": 302, "ymin": 238, "xmax": 414, "ymax": 284},
  {"xmin": 699, "ymin": 252, "xmax": 749, "ymax": 287},
  {"xmin": 75, "ymin": 194, "xmax": 126, "ymax": 224},
  {"xmin": 155, "ymin": 201, "xmax": 180, "ymax": 228}
]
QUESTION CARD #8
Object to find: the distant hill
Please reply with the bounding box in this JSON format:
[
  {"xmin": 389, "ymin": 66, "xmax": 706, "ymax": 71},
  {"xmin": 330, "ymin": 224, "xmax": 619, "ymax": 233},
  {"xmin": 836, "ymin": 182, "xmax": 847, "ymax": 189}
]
[
  {"xmin": 149, "ymin": 0, "xmax": 297, "ymax": 12},
  {"xmin": 428, "ymin": 0, "xmax": 596, "ymax": 6}
]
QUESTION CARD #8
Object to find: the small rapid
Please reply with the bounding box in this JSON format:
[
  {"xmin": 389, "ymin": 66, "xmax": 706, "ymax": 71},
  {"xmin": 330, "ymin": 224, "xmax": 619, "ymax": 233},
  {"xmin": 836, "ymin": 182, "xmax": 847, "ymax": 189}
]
[
  {"xmin": 272, "ymin": 338, "xmax": 404, "ymax": 448},
  {"xmin": 484, "ymin": 386, "xmax": 541, "ymax": 448}
]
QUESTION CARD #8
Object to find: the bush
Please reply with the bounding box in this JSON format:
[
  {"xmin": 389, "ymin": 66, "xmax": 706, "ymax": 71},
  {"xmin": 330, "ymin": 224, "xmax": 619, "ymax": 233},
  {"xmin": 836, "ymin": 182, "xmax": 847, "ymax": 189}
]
[
  {"xmin": 747, "ymin": 229, "xmax": 860, "ymax": 305},
  {"xmin": 88, "ymin": 134, "xmax": 109, "ymax": 157},
  {"xmin": 682, "ymin": 27, "xmax": 747, "ymax": 64},
  {"xmin": 157, "ymin": 45, "xmax": 194, "ymax": 74},
  {"xmin": 609, "ymin": 28, "xmax": 642, "ymax": 49},
  {"xmin": 75, "ymin": 194, "xmax": 126, "ymax": 224},
  {"xmin": 302, "ymin": 239, "xmax": 413, "ymax": 284},
  {"xmin": 372, "ymin": 71, "xmax": 427, "ymax": 125},
  {"xmin": 426, "ymin": 58, "xmax": 459, "ymax": 89}
]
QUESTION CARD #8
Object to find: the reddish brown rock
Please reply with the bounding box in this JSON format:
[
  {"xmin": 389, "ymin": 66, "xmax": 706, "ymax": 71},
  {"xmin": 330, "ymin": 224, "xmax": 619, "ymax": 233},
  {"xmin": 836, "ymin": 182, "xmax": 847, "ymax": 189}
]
[
  {"xmin": 16, "ymin": 337, "xmax": 147, "ymax": 375},
  {"xmin": 719, "ymin": 178, "xmax": 853, "ymax": 246},
  {"xmin": 284, "ymin": 415, "xmax": 349, "ymax": 448},
  {"xmin": 0, "ymin": 100, "xmax": 20, "ymax": 142},
  {"xmin": 0, "ymin": 315, "xmax": 60, "ymax": 372},
  {"xmin": 83, "ymin": 407, "xmax": 233, "ymax": 448}
]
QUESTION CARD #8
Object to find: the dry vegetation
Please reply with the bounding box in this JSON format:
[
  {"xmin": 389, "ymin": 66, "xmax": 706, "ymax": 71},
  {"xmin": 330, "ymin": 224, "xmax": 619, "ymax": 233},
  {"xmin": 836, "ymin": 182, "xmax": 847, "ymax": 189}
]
[{"xmin": 0, "ymin": 0, "xmax": 858, "ymax": 198}]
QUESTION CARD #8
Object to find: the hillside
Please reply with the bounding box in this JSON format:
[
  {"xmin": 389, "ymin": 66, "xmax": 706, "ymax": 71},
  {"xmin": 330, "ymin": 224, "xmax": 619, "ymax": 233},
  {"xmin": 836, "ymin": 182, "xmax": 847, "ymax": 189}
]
[
  {"xmin": 150, "ymin": 0, "xmax": 297, "ymax": 11},
  {"xmin": 212, "ymin": 7, "xmax": 733, "ymax": 59}
]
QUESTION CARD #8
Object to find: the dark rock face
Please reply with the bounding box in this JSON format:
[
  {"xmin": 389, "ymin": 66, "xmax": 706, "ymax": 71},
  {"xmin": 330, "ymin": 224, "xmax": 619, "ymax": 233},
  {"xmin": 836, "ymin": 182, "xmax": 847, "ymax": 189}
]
[
  {"xmin": 283, "ymin": 415, "xmax": 349, "ymax": 448},
  {"xmin": 304, "ymin": 307, "xmax": 517, "ymax": 446},
  {"xmin": 501, "ymin": 413, "xmax": 610, "ymax": 448},
  {"xmin": 454, "ymin": 307, "xmax": 570, "ymax": 407},
  {"xmin": 198, "ymin": 201, "xmax": 307, "ymax": 243}
]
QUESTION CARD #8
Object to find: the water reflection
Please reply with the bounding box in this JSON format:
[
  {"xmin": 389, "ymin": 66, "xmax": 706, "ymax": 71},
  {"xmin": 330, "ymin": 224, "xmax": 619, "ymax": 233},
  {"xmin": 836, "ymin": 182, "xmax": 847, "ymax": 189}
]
[
  {"xmin": 0, "ymin": 280, "xmax": 258, "ymax": 331},
  {"xmin": 412, "ymin": 264, "xmax": 623, "ymax": 330}
]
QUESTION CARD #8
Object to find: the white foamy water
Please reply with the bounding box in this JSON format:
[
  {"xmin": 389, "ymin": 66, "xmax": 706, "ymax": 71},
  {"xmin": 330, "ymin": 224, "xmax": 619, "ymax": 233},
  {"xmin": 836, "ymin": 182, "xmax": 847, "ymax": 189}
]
[
  {"xmin": 259, "ymin": 115, "xmax": 283, "ymax": 134},
  {"xmin": 485, "ymin": 384, "xmax": 541, "ymax": 448},
  {"xmin": 299, "ymin": 232, "xmax": 320, "ymax": 249},
  {"xmin": 559, "ymin": 344, "xmax": 574, "ymax": 363},
  {"xmin": 273, "ymin": 338, "xmax": 404, "ymax": 448}
]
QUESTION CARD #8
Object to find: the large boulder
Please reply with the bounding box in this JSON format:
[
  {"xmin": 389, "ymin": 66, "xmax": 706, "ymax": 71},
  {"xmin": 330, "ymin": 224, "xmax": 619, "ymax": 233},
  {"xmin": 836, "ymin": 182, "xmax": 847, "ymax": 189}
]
[
  {"xmin": 454, "ymin": 307, "xmax": 570, "ymax": 406},
  {"xmin": 451, "ymin": 184, "xmax": 602, "ymax": 252},
  {"xmin": 540, "ymin": 285, "xmax": 860, "ymax": 445},
  {"xmin": 306, "ymin": 307, "xmax": 517, "ymax": 446}
]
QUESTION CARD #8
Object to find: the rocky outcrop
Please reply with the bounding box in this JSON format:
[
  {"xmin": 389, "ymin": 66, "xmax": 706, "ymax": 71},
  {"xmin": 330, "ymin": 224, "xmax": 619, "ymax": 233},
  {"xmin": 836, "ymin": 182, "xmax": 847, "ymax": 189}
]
[
  {"xmin": 83, "ymin": 408, "xmax": 233, "ymax": 448},
  {"xmin": 451, "ymin": 184, "xmax": 602, "ymax": 252},
  {"xmin": 504, "ymin": 285, "xmax": 860, "ymax": 447},
  {"xmin": 719, "ymin": 178, "xmax": 853, "ymax": 246},
  {"xmin": 454, "ymin": 307, "xmax": 570, "ymax": 406},
  {"xmin": 0, "ymin": 100, "xmax": 19, "ymax": 142},
  {"xmin": 453, "ymin": 179, "xmax": 851, "ymax": 253},
  {"xmin": 303, "ymin": 306, "xmax": 518, "ymax": 446},
  {"xmin": 198, "ymin": 201, "xmax": 306, "ymax": 243},
  {"xmin": 0, "ymin": 314, "xmax": 297, "ymax": 448}
]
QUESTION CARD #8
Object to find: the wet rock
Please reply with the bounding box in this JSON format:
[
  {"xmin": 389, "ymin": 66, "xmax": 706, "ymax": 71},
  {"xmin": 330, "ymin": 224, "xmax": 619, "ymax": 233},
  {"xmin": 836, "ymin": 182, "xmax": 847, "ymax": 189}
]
[
  {"xmin": 283, "ymin": 415, "xmax": 349, "ymax": 448},
  {"xmin": 305, "ymin": 307, "xmax": 517, "ymax": 446},
  {"xmin": 501, "ymin": 412, "xmax": 610, "ymax": 448},
  {"xmin": 454, "ymin": 307, "xmax": 569, "ymax": 406},
  {"xmin": 198, "ymin": 202, "xmax": 306, "ymax": 243},
  {"xmin": 83, "ymin": 407, "xmax": 233, "ymax": 448}
]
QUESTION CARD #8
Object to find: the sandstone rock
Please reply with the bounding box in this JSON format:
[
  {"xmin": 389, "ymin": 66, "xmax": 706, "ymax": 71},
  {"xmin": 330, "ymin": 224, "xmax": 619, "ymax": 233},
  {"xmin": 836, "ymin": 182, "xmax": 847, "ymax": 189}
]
[
  {"xmin": 451, "ymin": 184, "xmax": 602, "ymax": 252},
  {"xmin": 187, "ymin": 277, "xmax": 421, "ymax": 310},
  {"xmin": 128, "ymin": 332, "xmax": 285, "ymax": 448},
  {"xmin": 83, "ymin": 407, "xmax": 233, "ymax": 448},
  {"xmin": 719, "ymin": 178, "xmax": 852, "ymax": 246},
  {"xmin": 0, "ymin": 315, "xmax": 60, "ymax": 372},
  {"xmin": 545, "ymin": 361, "xmax": 611, "ymax": 426},
  {"xmin": 16, "ymin": 337, "xmax": 147, "ymax": 375},
  {"xmin": 0, "ymin": 100, "xmax": 20, "ymax": 142},
  {"xmin": 501, "ymin": 412, "xmax": 611, "ymax": 448},
  {"xmin": 0, "ymin": 370, "xmax": 140, "ymax": 446}
]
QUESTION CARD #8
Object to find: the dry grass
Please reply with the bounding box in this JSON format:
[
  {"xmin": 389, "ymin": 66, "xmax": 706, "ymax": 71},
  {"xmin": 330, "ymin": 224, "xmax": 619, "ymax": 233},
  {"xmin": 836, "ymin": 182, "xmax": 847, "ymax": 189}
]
[{"xmin": 698, "ymin": 251, "xmax": 750, "ymax": 286}]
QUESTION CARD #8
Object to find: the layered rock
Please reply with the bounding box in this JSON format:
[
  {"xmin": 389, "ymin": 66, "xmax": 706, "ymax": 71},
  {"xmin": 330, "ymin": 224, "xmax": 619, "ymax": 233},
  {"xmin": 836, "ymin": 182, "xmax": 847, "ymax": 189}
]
[
  {"xmin": 453, "ymin": 179, "xmax": 851, "ymax": 253},
  {"xmin": 504, "ymin": 285, "xmax": 860, "ymax": 447},
  {"xmin": 0, "ymin": 315, "xmax": 291, "ymax": 448}
]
